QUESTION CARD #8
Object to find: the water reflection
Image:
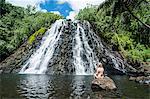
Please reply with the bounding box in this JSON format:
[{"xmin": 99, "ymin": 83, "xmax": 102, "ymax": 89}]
[
  {"xmin": 111, "ymin": 75, "xmax": 150, "ymax": 99},
  {"xmin": 0, "ymin": 74, "xmax": 149, "ymax": 99},
  {"xmin": 70, "ymin": 76, "xmax": 86, "ymax": 98},
  {"xmin": 17, "ymin": 75, "xmax": 53, "ymax": 98},
  {"xmin": 17, "ymin": 75, "xmax": 93, "ymax": 99}
]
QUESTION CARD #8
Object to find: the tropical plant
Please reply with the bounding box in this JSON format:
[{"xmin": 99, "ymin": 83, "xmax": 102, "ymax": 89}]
[{"xmin": 76, "ymin": 0, "xmax": 150, "ymax": 65}]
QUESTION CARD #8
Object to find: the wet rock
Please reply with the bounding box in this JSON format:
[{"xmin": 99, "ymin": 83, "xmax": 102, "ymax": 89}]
[
  {"xmin": 91, "ymin": 76, "xmax": 117, "ymax": 91},
  {"xmin": 127, "ymin": 63, "xmax": 150, "ymax": 85},
  {"xmin": 138, "ymin": 65, "xmax": 150, "ymax": 76},
  {"xmin": 0, "ymin": 69, "xmax": 2, "ymax": 74},
  {"xmin": 88, "ymin": 40, "xmax": 92, "ymax": 45},
  {"xmin": 129, "ymin": 76, "xmax": 136, "ymax": 81},
  {"xmin": 66, "ymin": 19, "xmax": 72, "ymax": 21},
  {"xmin": 129, "ymin": 76, "xmax": 150, "ymax": 85}
]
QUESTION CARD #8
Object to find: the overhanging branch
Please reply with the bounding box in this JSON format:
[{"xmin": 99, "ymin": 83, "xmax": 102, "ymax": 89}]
[{"xmin": 124, "ymin": 4, "xmax": 150, "ymax": 29}]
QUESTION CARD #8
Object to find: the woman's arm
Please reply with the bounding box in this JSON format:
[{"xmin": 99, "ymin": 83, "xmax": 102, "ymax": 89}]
[{"xmin": 94, "ymin": 73, "xmax": 98, "ymax": 79}]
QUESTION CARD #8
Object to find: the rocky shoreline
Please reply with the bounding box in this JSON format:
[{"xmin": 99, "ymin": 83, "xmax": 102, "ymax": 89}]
[{"xmin": 128, "ymin": 64, "xmax": 150, "ymax": 85}]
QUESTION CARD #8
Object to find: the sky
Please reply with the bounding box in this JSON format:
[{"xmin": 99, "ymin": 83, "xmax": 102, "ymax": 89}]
[{"xmin": 6, "ymin": 0, "xmax": 105, "ymax": 20}]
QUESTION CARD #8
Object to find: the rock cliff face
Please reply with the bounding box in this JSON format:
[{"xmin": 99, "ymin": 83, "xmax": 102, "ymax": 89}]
[
  {"xmin": 0, "ymin": 19, "xmax": 136, "ymax": 75},
  {"xmin": 0, "ymin": 34, "xmax": 44, "ymax": 73}
]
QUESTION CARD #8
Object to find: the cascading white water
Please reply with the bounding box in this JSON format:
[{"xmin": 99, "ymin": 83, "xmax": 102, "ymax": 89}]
[
  {"xmin": 84, "ymin": 21, "xmax": 126, "ymax": 73},
  {"xmin": 73, "ymin": 23, "xmax": 98, "ymax": 75},
  {"xmin": 19, "ymin": 20, "xmax": 64, "ymax": 74},
  {"xmin": 73, "ymin": 24, "xmax": 86, "ymax": 75},
  {"xmin": 19, "ymin": 19, "xmax": 125, "ymax": 75}
]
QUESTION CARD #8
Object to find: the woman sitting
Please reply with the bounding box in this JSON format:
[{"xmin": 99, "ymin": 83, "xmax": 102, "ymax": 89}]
[{"xmin": 94, "ymin": 63, "xmax": 104, "ymax": 79}]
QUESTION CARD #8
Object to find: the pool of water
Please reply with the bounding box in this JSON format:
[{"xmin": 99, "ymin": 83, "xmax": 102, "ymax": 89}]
[{"xmin": 0, "ymin": 74, "xmax": 149, "ymax": 99}]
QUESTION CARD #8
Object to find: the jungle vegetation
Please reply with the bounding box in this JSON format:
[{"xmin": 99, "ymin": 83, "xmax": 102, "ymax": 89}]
[
  {"xmin": 0, "ymin": 0, "xmax": 63, "ymax": 61},
  {"xmin": 0, "ymin": 0, "xmax": 150, "ymax": 66},
  {"xmin": 76, "ymin": 0, "xmax": 150, "ymax": 65}
]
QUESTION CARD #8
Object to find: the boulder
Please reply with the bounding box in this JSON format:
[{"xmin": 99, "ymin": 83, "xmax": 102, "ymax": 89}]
[{"xmin": 91, "ymin": 76, "xmax": 117, "ymax": 91}]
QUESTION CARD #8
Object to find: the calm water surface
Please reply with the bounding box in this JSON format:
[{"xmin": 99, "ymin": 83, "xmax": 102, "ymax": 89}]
[{"xmin": 0, "ymin": 74, "xmax": 149, "ymax": 99}]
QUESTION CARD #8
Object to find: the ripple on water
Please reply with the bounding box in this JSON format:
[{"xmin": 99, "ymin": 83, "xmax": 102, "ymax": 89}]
[{"xmin": 0, "ymin": 74, "xmax": 149, "ymax": 99}]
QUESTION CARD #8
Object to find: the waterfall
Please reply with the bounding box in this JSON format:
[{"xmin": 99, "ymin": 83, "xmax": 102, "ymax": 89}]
[
  {"xmin": 19, "ymin": 20, "xmax": 64, "ymax": 74},
  {"xmin": 19, "ymin": 19, "xmax": 125, "ymax": 75},
  {"xmin": 73, "ymin": 23, "xmax": 98, "ymax": 75},
  {"xmin": 73, "ymin": 24, "xmax": 86, "ymax": 75}
]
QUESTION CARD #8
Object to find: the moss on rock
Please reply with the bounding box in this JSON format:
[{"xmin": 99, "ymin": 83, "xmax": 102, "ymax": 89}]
[{"xmin": 28, "ymin": 27, "xmax": 46, "ymax": 44}]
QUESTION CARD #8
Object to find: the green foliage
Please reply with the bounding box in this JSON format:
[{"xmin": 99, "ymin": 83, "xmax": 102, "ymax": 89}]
[
  {"xmin": 111, "ymin": 33, "xmax": 133, "ymax": 51},
  {"xmin": 127, "ymin": 48, "xmax": 144, "ymax": 62},
  {"xmin": 0, "ymin": 0, "xmax": 6, "ymax": 16},
  {"xmin": 28, "ymin": 27, "xmax": 46, "ymax": 44},
  {"xmin": 143, "ymin": 49, "xmax": 150, "ymax": 61},
  {"xmin": 0, "ymin": 2, "xmax": 63, "ymax": 61},
  {"xmin": 146, "ymin": 59, "xmax": 150, "ymax": 62},
  {"xmin": 76, "ymin": 0, "xmax": 150, "ymax": 63},
  {"xmin": 127, "ymin": 44, "xmax": 146, "ymax": 62},
  {"xmin": 76, "ymin": 6, "xmax": 97, "ymax": 22}
]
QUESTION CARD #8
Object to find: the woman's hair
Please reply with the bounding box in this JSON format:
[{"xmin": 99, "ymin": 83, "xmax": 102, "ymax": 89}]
[{"xmin": 97, "ymin": 63, "xmax": 103, "ymax": 67}]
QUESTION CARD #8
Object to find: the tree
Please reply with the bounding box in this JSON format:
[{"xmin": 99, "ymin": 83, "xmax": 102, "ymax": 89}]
[
  {"xmin": 0, "ymin": 0, "xmax": 6, "ymax": 16},
  {"xmin": 77, "ymin": 0, "xmax": 150, "ymax": 64},
  {"xmin": 0, "ymin": 2, "xmax": 63, "ymax": 61}
]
